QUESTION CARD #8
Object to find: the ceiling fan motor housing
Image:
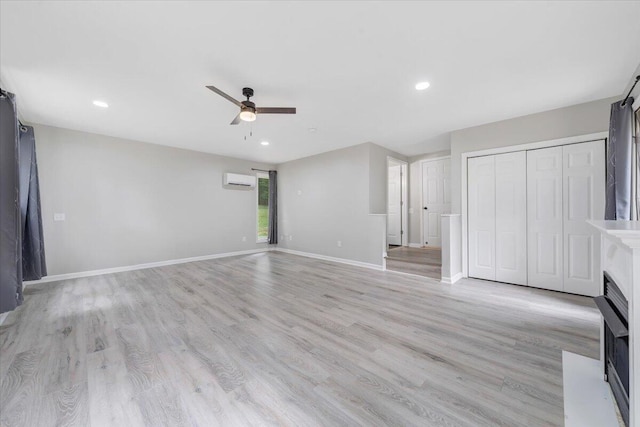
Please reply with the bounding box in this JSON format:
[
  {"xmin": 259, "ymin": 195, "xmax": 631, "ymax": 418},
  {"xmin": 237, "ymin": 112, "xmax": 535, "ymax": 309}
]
[
  {"xmin": 242, "ymin": 87, "xmax": 254, "ymax": 99},
  {"xmin": 241, "ymin": 100, "xmax": 256, "ymax": 113}
]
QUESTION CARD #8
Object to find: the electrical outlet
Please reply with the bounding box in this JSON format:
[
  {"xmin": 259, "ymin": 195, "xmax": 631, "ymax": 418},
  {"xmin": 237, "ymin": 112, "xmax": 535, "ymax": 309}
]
[
  {"xmin": 337, "ymin": 240, "xmax": 342, "ymax": 247},
  {"xmin": 297, "ymin": 190, "xmax": 302, "ymax": 196},
  {"xmin": 53, "ymin": 213, "xmax": 66, "ymax": 221},
  {"xmin": 288, "ymin": 235, "xmax": 293, "ymax": 241},
  {"xmin": 242, "ymin": 236, "xmax": 247, "ymax": 242}
]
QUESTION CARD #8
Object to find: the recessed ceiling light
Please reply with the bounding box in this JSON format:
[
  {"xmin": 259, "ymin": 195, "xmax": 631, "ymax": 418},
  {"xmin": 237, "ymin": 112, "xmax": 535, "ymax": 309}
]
[
  {"xmin": 415, "ymin": 81, "xmax": 430, "ymax": 91},
  {"xmin": 308, "ymin": 127, "xmax": 317, "ymax": 133},
  {"xmin": 92, "ymin": 100, "xmax": 109, "ymax": 108},
  {"xmin": 261, "ymin": 141, "xmax": 269, "ymax": 146}
]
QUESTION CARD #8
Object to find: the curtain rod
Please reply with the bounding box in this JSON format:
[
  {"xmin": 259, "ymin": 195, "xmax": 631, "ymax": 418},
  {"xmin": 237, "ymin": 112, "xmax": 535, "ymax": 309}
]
[
  {"xmin": 251, "ymin": 168, "xmax": 270, "ymax": 173},
  {"xmin": 621, "ymin": 75, "xmax": 640, "ymax": 107}
]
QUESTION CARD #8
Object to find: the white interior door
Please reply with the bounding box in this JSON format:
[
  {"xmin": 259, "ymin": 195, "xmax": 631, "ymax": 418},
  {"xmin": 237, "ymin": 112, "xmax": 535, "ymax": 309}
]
[
  {"xmin": 495, "ymin": 151, "xmax": 527, "ymax": 285},
  {"xmin": 422, "ymin": 159, "xmax": 450, "ymax": 247},
  {"xmin": 562, "ymin": 141, "xmax": 605, "ymax": 296},
  {"xmin": 468, "ymin": 155, "xmax": 496, "ymax": 281},
  {"xmin": 527, "ymin": 146, "xmax": 563, "ymax": 291},
  {"xmin": 387, "ymin": 164, "xmax": 402, "ymax": 245}
]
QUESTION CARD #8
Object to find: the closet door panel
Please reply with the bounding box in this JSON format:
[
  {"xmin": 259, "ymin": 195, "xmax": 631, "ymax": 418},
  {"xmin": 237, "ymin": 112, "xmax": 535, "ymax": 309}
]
[
  {"xmin": 527, "ymin": 147, "xmax": 563, "ymax": 291},
  {"xmin": 562, "ymin": 140, "xmax": 605, "ymax": 296},
  {"xmin": 468, "ymin": 156, "xmax": 496, "ymax": 281},
  {"xmin": 495, "ymin": 151, "xmax": 527, "ymax": 285}
]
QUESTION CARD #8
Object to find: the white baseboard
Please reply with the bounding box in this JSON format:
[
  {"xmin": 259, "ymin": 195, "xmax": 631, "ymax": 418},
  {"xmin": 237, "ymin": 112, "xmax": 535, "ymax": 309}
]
[
  {"xmin": 23, "ymin": 248, "xmax": 270, "ymax": 286},
  {"xmin": 274, "ymin": 248, "xmax": 383, "ymax": 271},
  {"xmin": 22, "ymin": 246, "xmax": 385, "ymax": 287},
  {"xmin": 441, "ymin": 272, "xmax": 463, "ymax": 285},
  {"xmin": 408, "ymin": 243, "xmax": 423, "ymax": 248}
]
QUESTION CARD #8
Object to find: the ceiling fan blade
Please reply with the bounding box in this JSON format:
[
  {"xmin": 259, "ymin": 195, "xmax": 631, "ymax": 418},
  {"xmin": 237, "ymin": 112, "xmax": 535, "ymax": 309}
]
[
  {"xmin": 230, "ymin": 113, "xmax": 241, "ymax": 125},
  {"xmin": 256, "ymin": 107, "xmax": 296, "ymax": 114},
  {"xmin": 206, "ymin": 85, "xmax": 242, "ymax": 107}
]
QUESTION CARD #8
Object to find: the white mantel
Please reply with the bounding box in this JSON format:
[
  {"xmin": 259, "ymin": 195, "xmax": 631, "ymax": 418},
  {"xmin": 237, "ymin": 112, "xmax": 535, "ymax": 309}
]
[{"xmin": 588, "ymin": 220, "xmax": 640, "ymax": 427}]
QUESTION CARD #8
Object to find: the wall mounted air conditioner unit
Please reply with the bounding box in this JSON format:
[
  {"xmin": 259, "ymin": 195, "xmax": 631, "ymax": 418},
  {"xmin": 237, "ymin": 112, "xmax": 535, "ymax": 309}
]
[{"xmin": 223, "ymin": 173, "xmax": 256, "ymax": 188}]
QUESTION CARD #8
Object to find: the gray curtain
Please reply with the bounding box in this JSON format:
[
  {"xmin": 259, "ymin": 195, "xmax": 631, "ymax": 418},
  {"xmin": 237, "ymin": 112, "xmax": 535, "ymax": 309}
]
[
  {"xmin": 268, "ymin": 170, "xmax": 278, "ymax": 244},
  {"xmin": 0, "ymin": 90, "xmax": 23, "ymax": 313},
  {"xmin": 605, "ymin": 98, "xmax": 635, "ymax": 220},
  {"xmin": 19, "ymin": 126, "xmax": 47, "ymax": 280}
]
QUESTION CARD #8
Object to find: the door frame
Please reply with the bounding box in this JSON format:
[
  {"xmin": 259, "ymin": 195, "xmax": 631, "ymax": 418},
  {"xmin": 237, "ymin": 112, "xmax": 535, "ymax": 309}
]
[
  {"xmin": 420, "ymin": 156, "xmax": 451, "ymax": 248},
  {"xmin": 387, "ymin": 157, "xmax": 408, "ymax": 247},
  {"xmin": 460, "ymin": 131, "xmax": 608, "ymax": 278}
]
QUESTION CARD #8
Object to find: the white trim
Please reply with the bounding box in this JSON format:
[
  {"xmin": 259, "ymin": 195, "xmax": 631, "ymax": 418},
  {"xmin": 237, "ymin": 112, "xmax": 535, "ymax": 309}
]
[
  {"xmin": 408, "ymin": 243, "xmax": 423, "ymax": 248},
  {"xmin": 418, "ymin": 155, "xmax": 451, "ymax": 163},
  {"xmin": 460, "ymin": 131, "xmax": 608, "ymax": 278},
  {"xmin": 274, "ymin": 248, "xmax": 384, "ymax": 271},
  {"xmin": 0, "ymin": 312, "xmax": 9, "ymax": 326},
  {"xmin": 419, "ymin": 156, "xmax": 451, "ymax": 248},
  {"xmin": 23, "ymin": 248, "xmax": 271, "ymax": 285},
  {"xmin": 387, "ymin": 156, "xmax": 409, "ymax": 247},
  {"xmin": 463, "ymin": 131, "xmax": 607, "ymax": 159},
  {"xmin": 441, "ymin": 272, "xmax": 463, "ymax": 285}
]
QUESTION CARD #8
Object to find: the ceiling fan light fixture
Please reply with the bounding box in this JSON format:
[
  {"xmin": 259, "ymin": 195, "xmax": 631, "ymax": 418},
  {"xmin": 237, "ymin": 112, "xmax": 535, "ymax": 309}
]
[{"xmin": 239, "ymin": 110, "xmax": 256, "ymax": 122}]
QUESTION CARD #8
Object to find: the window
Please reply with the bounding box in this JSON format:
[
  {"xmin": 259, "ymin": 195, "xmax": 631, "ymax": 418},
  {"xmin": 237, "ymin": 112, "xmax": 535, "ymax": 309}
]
[{"xmin": 257, "ymin": 172, "xmax": 269, "ymax": 242}]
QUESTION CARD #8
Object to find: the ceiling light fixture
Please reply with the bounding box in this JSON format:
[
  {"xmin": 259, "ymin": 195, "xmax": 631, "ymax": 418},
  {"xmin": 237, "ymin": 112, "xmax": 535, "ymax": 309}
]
[
  {"xmin": 308, "ymin": 127, "xmax": 317, "ymax": 133},
  {"xmin": 239, "ymin": 108, "xmax": 256, "ymax": 122},
  {"xmin": 92, "ymin": 100, "xmax": 109, "ymax": 108},
  {"xmin": 261, "ymin": 141, "xmax": 269, "ymax": 146},
  {"xmin": 415, "ymin": 81, "xmax": 430, "ymax": 91}
]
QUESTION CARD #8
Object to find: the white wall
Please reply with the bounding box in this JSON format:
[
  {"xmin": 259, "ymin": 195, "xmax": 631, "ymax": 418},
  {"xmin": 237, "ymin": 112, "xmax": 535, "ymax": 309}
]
[
  {"xmin": 35, "ymin": 124, "xmax": 274, "ymax": 275},
  {"xmin": 449, "ymin": 96, "xmax": 618, "ymax": 213},
  {"xmin": 277, "ymin": 143, "xmax": 391, "ymax": 266},
  {"xmin": 407, "ymin": 150, "xmax": 451, "ymax": 246}
]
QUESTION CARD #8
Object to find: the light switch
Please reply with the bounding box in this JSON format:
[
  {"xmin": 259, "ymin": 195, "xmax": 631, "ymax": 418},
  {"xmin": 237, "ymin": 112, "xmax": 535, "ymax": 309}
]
[{"xmin": 54, "ymin": 213, "xmax": 66, "ymax": 222}]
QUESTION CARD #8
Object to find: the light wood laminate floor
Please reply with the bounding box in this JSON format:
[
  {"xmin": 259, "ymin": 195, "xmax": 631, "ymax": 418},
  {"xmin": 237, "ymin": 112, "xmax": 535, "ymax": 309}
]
[{"xmin": 0, "ymin": 252, "xmax": 600, "ymax": 426}]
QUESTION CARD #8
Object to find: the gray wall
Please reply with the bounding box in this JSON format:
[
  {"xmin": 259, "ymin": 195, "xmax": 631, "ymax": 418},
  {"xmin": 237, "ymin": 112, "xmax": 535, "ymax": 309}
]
[
  {"xmin": 449, "ymin": 96, "xmax": 618, "ymax": 213},
  {"xmin": 277, "ymin": 143, "xmax": 387, "ymax": 266},
  {"xmin": 35, "ymin": 124, "xmax": 274, "ymax": 275}
]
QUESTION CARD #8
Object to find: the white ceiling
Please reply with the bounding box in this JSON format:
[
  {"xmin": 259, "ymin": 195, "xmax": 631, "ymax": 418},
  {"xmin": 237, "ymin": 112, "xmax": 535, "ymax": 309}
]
[{"xmin": 1, "ymin": 1, "xmax": 639, "ymax": 164}]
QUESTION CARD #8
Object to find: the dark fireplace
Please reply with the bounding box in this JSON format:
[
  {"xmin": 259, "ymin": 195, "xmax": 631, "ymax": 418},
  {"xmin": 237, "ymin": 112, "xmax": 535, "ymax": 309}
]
[{"xmin": 595, "ymin": 272, "xmax": 629, "ymax": 427}]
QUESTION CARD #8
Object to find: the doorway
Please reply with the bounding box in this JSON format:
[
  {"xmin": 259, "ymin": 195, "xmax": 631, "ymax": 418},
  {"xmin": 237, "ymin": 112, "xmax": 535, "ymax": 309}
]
[{"xmin": 385, "ymin": 156, "xmax": 449, "ymax": 280}]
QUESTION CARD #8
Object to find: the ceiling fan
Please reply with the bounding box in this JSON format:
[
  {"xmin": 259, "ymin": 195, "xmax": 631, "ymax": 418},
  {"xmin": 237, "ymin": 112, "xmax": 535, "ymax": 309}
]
[{"xmin": 206, "ymin": 85, "xmax": 296, "ymax": 125}]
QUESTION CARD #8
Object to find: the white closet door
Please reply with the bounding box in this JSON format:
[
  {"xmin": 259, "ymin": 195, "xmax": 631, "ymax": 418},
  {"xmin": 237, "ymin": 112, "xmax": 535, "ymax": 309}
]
[
  {"xmin": 495, "ymin": 151, "xmax": 527, "ymax": 285},
  {"xmin": 468, "ymin": 156, "xmax": 496, "ymax": 281},
  {"xmin": 562, "ymin": 141, "xmax": 605, "ymax": 296},
  {"xmin": 527, "ymin": 146, "xmax": 563, "ymax": 291}
]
